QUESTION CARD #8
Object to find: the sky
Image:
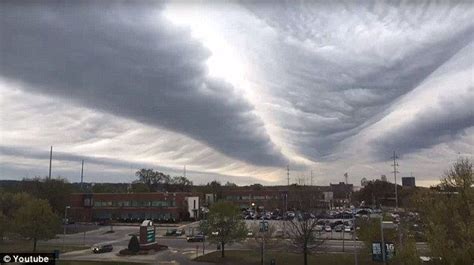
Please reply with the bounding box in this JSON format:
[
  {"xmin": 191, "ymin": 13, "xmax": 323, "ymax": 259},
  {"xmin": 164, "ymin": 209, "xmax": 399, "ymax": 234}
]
[{"xmin": 0, "ymin": 0, "xmax": 473, "ymax": 187}]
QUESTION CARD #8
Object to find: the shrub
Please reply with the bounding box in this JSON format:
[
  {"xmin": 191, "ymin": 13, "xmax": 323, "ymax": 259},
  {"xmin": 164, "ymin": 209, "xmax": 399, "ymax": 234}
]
[{"xmin": 128, "ymin": 235, "xmax": 140, "ymax": 253}]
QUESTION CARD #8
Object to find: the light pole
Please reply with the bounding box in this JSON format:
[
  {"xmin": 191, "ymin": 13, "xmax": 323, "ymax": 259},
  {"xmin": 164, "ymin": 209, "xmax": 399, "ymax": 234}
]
[
  {"xmin": 380, "ymin": 215, "xmax": 386, "ymax": 265},
  {"xmin": 353, "ymin": 213, "xmax": 358, "ymax": 265},
  {"xmin": 63, "ymin": 206, "xmax": 70, "ymax": 251}
]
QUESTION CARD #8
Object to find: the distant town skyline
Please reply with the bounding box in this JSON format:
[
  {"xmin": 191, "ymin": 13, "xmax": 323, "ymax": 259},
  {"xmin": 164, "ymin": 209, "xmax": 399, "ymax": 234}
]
[{"xmin": 1, "ymin": 1, "xmax": 473, "ymax": 187}]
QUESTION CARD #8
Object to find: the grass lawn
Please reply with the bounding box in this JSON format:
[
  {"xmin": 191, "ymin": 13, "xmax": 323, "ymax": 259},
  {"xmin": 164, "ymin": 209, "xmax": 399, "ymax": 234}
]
[
  {"xmin": 195, "ymin": 250, "xmax": 379, "ymax": 265},
  {"xmin": 0, "ymin": 240, "xmax": 88, "ymax": 253},
  {"xmin": 57, "ymin": 261, "xmax": 148, "ymax": 265}
]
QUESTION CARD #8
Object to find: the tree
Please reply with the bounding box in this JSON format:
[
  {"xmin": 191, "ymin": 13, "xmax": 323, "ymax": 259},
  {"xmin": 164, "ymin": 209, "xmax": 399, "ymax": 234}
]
[
  {"xmin": 284, "ymin": 191, "xmax": 325, "ymax": 265},
  {"xmin": 250, "ymin": 183, "xmax": 263, "ymax": 190},
  {"xmin": 128, "ymin": 235, "xmax": 140, "ymax": 253},
  {"xmin": 204, "ymin": 180, "xmax": 223, "ymax": 200},
  {"xmin": 288, "ymin": 215, "xmax": 325, "ymax": 265},
  {"xmin": 0, "ymin": 192, "xmax": 35, "ymax": 242},
  {"xmin": 168, "ymin": 176, "xmax": 193, "ymax": 192},
  {"xmin": 357, "ymin": 217, "xmax": 397, "ymax": 252},
  {"xmin": 130, "ymin": 181, "xmax": 150, "ymax": 193},
  {"xmin": 92, "ymin": 183, "xmax": 128, "ymax": 193},
  {"xmin": 19, "ymin": 177, "xmax": 73, "ymax": 215},
  {"xmin": 353, "ymin": 179, "xmax": 402, "ymax": 208},
  {"xmin": 199, "ymin": 201, "xmax": 247, "ymax": 257},
  {"xmin": 415, "ymin": 158, "xmax": 473, "ymax": 265},
  {"xmin": 14, "ymin": 198, "xmax": 61, "ymax": 252},
  {"xmin": 224, "ymin": 181, "xmax": 237, "ymax": 187},
  {"xmin": 248, "ymin": 221, "xmax": 278, "ymax": 249},
  {"xmin": 391, "ymin": 235, "xmax": 422, "ymax": 265},
  {"xmin": 135, "ymin": 169, "xmax": 170, "ymax": 191},
  {"xmin": 0, "ymin": 212, "xmax": 7, "ymax": 243}
]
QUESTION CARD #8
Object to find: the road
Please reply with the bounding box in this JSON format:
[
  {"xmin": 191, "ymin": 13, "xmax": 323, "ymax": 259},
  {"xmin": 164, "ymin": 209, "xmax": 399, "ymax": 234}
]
[{"xmin": 43, "ymin": 222, "xmax": 429, "ymax": 264}]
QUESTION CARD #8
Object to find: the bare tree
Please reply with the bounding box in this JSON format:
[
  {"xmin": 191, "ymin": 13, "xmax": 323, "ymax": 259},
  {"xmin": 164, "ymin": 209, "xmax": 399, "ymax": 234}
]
[
  {"xmin": 288, "ymin": 215, "xmax": 325, "ymax": 265},
  {"xmin": 247, "ymin": 221, "xmax": 278, "ymax": 249},
  {"xmin": 287, "ymin": 190, "xmax": 326, "ymax": 265}
]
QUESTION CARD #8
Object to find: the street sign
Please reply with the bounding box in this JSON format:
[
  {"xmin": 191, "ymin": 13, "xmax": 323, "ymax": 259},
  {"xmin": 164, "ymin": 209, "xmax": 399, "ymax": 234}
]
[
  {"xmin": 146, "ymin": 226, "xmax": 155, "ymax": 243},
  {"xmin": 372, "ymin": 242, "xmax": 383, "ymax": 262},
  {"xmin": 372, "ymin": 242, "xmax": 395, "ymax": 262}
]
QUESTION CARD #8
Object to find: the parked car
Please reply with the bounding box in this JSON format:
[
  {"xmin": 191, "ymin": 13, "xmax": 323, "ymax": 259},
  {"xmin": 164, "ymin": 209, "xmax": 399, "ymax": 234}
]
[
  {"xmin": 187, "ymin": 234, "xmax": 205, "ymax": 242},
  {"xmin": 324, "ymin": 225, "xmax": 332, "ymax": 232},
  {"xmin": 165, "ymin": 229, "xmax": 177, "ymax": 236},
  {"xmin": 344, "ymin": 226, "xmax": 352, "ymax": 233},
  {"xmin": 175, "ymin": 229, "xmax": 185, "ymax": 236},
  {"xmin": 92, "ymin": 244, "xmax": 113, "ymax": 254},
  {"xmin": 334, "ymin": 225, "xmax": 344, "ymax": 232}
]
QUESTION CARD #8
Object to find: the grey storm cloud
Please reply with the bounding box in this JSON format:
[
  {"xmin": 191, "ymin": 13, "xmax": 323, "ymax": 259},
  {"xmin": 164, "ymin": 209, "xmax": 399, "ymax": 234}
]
[
  {"xmin": 0, "ymin": 145, "xmax": 277, "ymax": 185},
  {"xmin": 239, "ymin": 0, "xmax": 474, "ymax": 161},
  {"xmin": 0, "ymin": 1, "xmax": 288, "ymax": 167},
  {"xmin": 370, "ymin": 93, "xmax": 474, "ymax": 159}
]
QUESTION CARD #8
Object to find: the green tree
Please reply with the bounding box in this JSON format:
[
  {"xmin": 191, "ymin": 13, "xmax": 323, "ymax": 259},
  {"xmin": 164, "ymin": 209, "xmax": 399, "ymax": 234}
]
[
  {"xmin": 135, "ymin": 168, "xmax": 170, "ymax": 191},
  {"xmin": 168, "ymin": 176, "xmax": 193, "ymax": 192},
  {"xmin": 224, "ymin": 181, "xmax": 237, "ymax": 187},
  {"xmin": 91, "ymin": 183, "xmax": 128, "ymax": 193},
  {"xmin": 199, "ymin": 201, "xmax": 247, "ymax": 257},
  {"xmin": 204, "ymin": 180, "xmax": 223, "ymax": 200},
  {"xmin": 20, "ymin": 177, "xmax": 73, "ymax": 215},
  {"xmin": 128, "ymin": 235, "xmax": 140, "ymax": 253},
  {"xmin": 357, "ymin": 217, "xmax": 397, "ymax": 256},
  {"xmin": 130, "ymin": 181, "xmax": 150, "ymax": 193},
  {"xmin": 391, "ymin": 235, "xmax": 422, "ymax": 265},
  {"xmin": 14, "ymin": 198, "xmax": 61, "ymax": 252},
  {"xmin": 415, "ymin": 158, "xmax": 473, "ymax": 265},
  {"xmin": 0, "ymin": 211, "xmax": 7, "ymax": 243},
  {"xmin": 0, "ymin": 192, "xmax": 35, "ymax": 242},
  {"xmin": 353, "ymin": 179, "xmax": 402, "ymax": 208}
]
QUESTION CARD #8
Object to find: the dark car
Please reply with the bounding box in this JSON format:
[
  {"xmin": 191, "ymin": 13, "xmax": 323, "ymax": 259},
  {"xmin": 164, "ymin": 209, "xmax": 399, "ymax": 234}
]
[
  {"xmin": 165, "ymin": 229, "xmax": 177, "ymax": 236},
  {"xmin": 187, "ymin": 234, "xmax": 205, "ymax": 242},
  {"xmin": 92, "ymin": 244, "xmax": 113, "ymax": 253}
]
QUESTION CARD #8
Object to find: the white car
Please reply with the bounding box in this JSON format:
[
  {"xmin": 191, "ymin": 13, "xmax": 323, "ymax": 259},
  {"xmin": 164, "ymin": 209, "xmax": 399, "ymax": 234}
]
[
  {"xmin": 344, "ymin": 226, "xmax": 352, "ymax": 233},
  {"xmin": 324, "ymin": 225, "xmax": 332, "ymax": 232}
]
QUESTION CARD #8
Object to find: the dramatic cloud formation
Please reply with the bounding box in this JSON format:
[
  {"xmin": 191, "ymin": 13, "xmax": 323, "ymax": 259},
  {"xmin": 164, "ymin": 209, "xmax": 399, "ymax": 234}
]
[
  {"xmin": 0, "ymin": 0, "xmax": 287, "ymax": 167},
  {"xmin": 1, "ymin": 0, "xmax": 473, "ymax": 186}
]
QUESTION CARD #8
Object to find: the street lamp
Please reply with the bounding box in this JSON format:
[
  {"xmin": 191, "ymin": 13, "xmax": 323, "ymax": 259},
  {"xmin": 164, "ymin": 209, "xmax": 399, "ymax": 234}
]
[
  {"xmin": 251, "ymin": 202, "xmax": 256, "ymax": 220},
  {"xmin": 63, "ymin": 206, "xmax": 71, "ymax": 251}
]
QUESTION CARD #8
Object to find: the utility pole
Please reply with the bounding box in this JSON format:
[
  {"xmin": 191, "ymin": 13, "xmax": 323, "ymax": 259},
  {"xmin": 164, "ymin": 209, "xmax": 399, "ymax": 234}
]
[
  {"xmin": 391, "ymin": 151, "xmax": 399, "ymax": 210},
  {"xmin": 310, "ymin": 170, "xmax": 313, "ymax": 186},
  {"xmin": 287, "ymin": 165, "xmax": 290, "ymax": 186},
  {"xmin": 184, "ymin": 165, "xmax": 186, "ymax": 178},
  {"xmin": 284, "ymin": 165, "xmax": 290, "ymax": 240},
  {"xmin": 80, "ymin": 160, "xmax": 84, "ymax": 191},
  {"xmin": 380, "ymin": 216, "xmax": 386, "ymax": 265},
  {"xmin": 353, "ymin": 213, "xmax": 358, "ymax": 265},
  {"xmin": 391, "ymin": 151, "xmax": 403, "ymax": 250},
  {"xmin": 48, "ymin": 146, "xmax": 53, "ymax": 179}
]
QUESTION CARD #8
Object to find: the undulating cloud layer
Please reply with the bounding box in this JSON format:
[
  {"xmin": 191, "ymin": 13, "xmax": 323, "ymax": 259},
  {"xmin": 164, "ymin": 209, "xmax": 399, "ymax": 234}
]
[{"xmin": 1, "ymin": 0, "xmax": 473, "ymax": 186}]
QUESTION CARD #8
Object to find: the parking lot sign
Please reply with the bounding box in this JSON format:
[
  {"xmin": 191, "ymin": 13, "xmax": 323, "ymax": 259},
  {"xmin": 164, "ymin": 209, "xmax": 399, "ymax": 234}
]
[{"xmin": 372, "ymin": 241, "xmax": 395, "ymax": 262}]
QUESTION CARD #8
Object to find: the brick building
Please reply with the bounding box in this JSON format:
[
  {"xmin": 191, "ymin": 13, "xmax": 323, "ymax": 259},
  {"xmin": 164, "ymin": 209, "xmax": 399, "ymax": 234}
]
[
  {"xmin": 207, "ymin": 185, "xmax": 332, "ymax": 211},
  {"xmin": 68, "ymin": 192, "xmax": 200, "ymax": 223}
]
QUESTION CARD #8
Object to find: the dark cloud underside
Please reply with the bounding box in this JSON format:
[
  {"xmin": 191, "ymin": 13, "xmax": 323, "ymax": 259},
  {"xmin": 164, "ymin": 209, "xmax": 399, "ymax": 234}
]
[{"xmin": 0, "ymin": 1, "xmax": 288, "ymax": 167}]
